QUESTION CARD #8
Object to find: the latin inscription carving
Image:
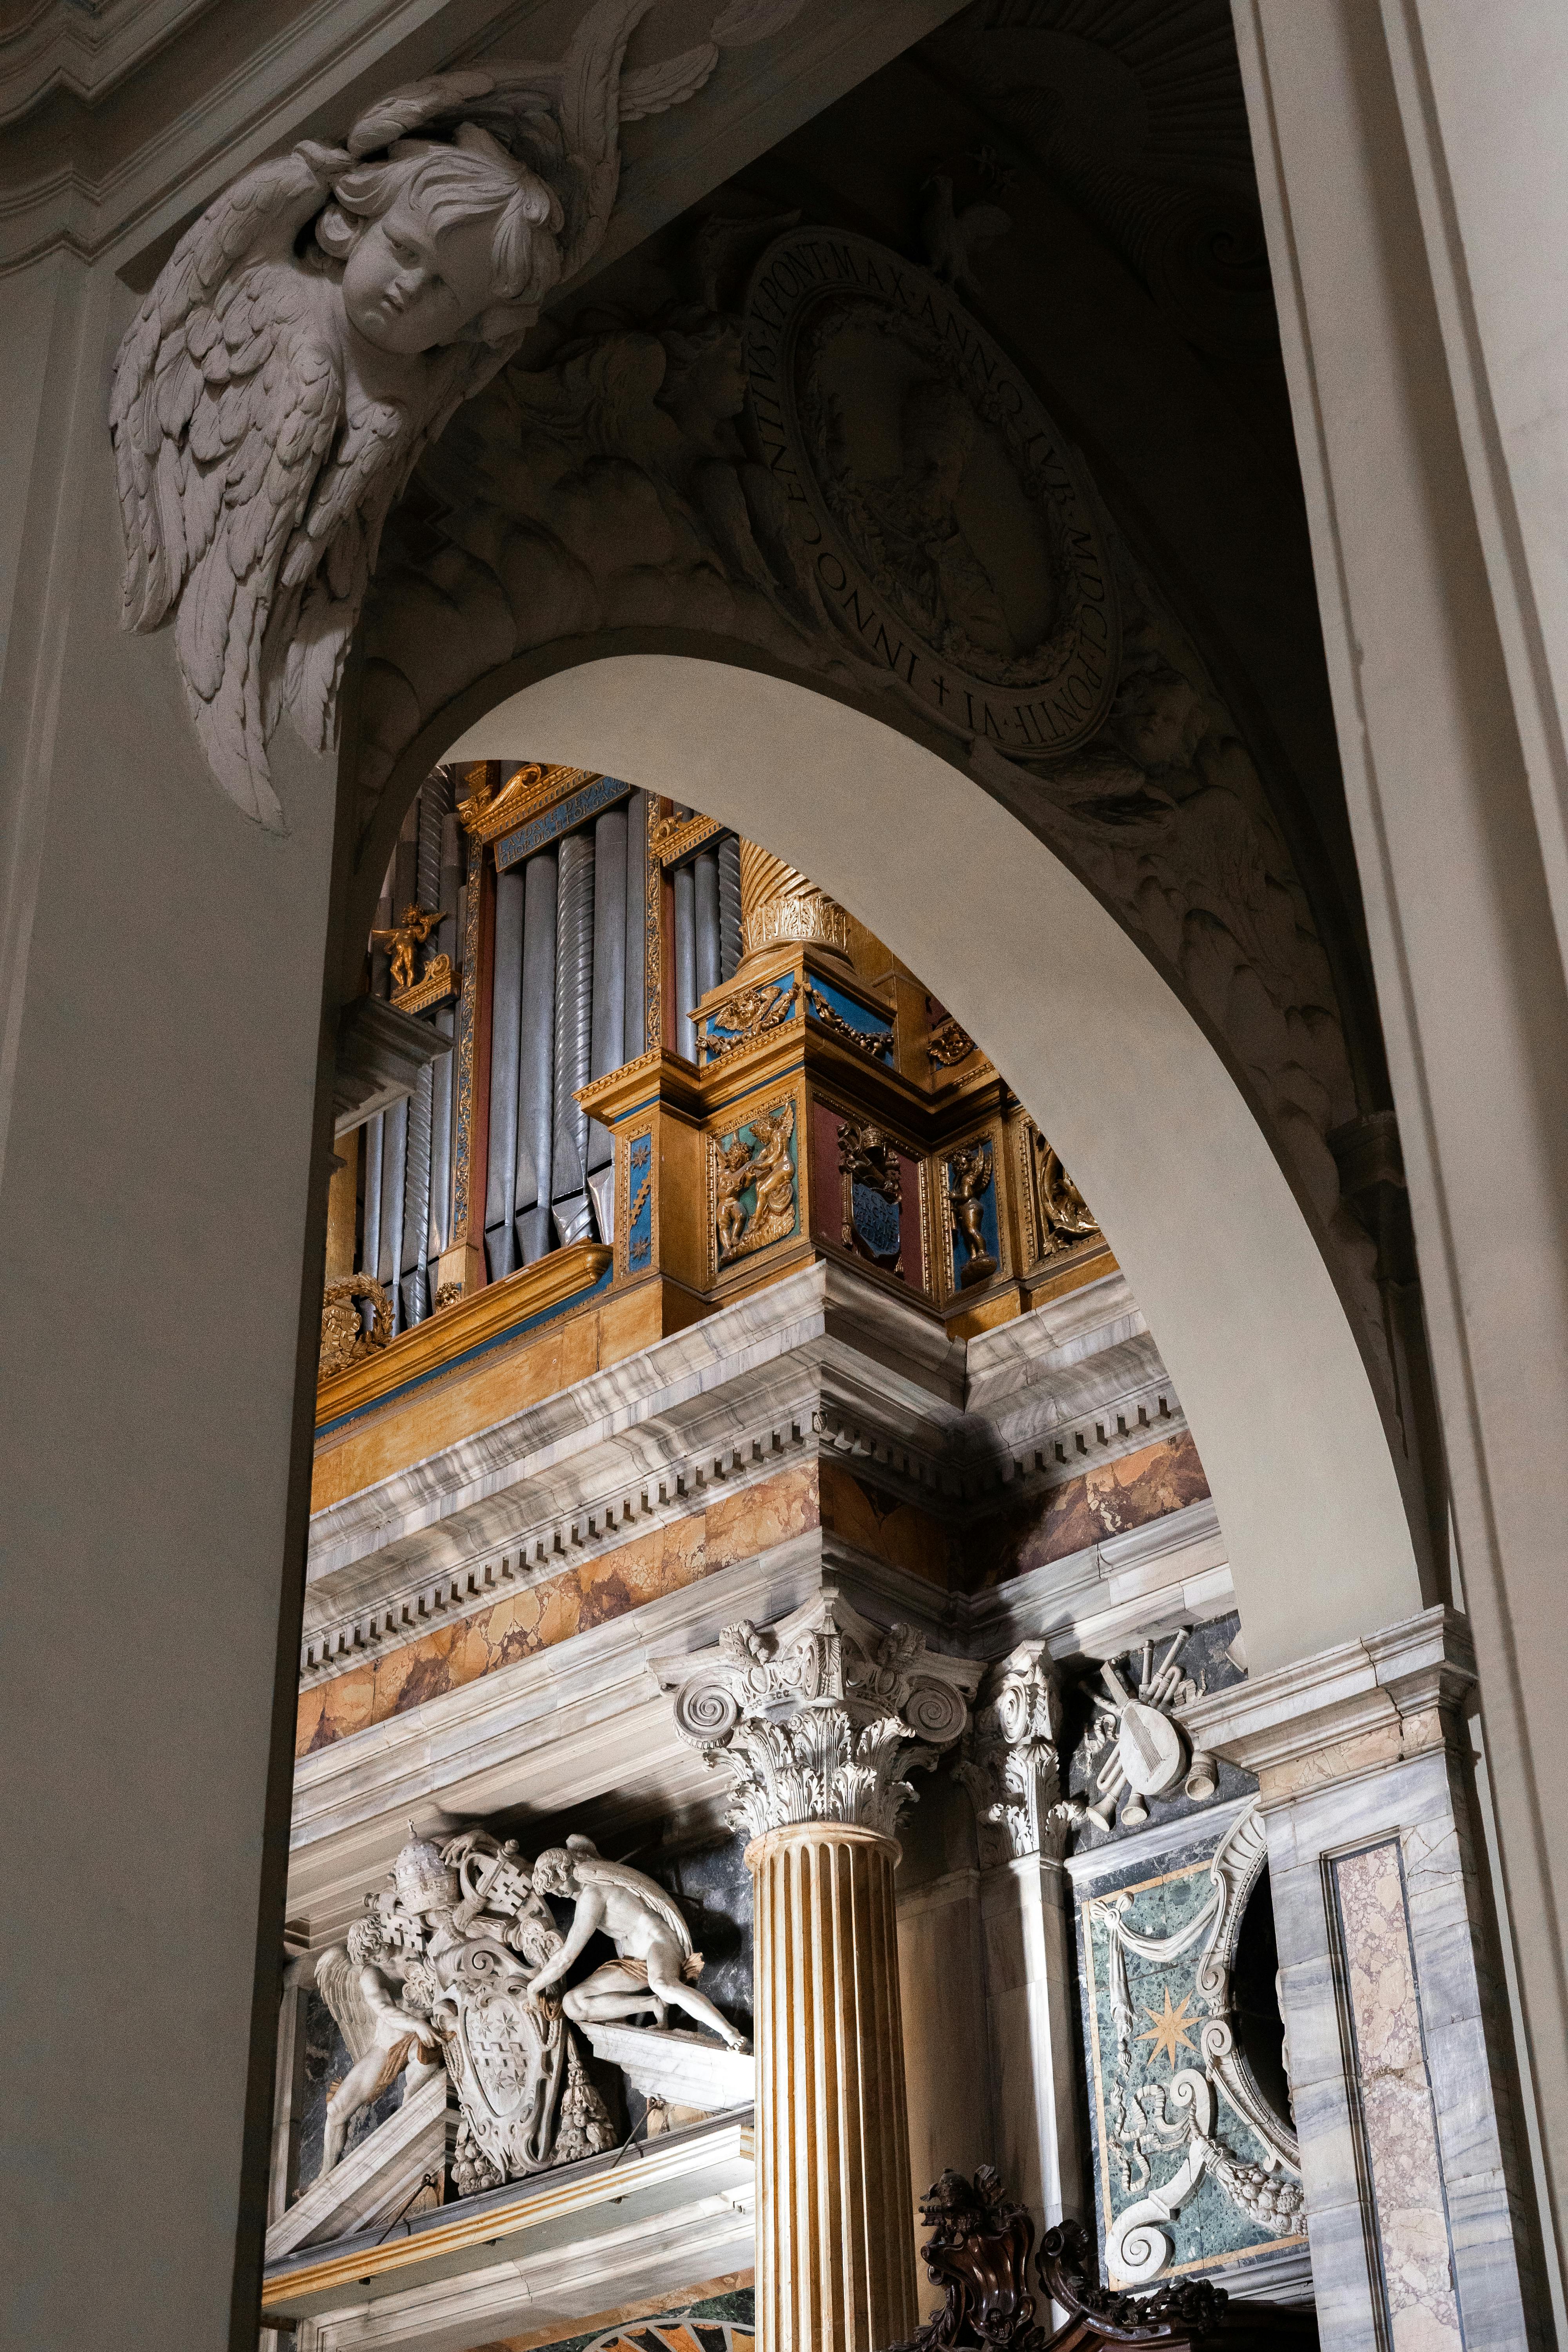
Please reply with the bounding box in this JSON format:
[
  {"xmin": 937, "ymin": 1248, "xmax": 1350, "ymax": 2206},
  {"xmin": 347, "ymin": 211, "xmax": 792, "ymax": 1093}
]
[{"xmin": 742, "ymin": 230, "xmax": 1119, "ymax": 755}]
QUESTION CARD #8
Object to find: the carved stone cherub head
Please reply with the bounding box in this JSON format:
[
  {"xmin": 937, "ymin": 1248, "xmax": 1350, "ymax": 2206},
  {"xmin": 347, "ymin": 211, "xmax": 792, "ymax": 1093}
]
[{"xmin": 317, "ymin": 125, "xmax": 563, "ymax": 359}]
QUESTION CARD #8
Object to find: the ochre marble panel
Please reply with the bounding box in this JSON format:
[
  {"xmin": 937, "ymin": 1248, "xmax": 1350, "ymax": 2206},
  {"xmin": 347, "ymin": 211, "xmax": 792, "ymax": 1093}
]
[
  {"xmin": 1330, "ymin": 1838, "xmax": 1462, "ymax": 2352},
  {"xmin": 310, "ymin": 1306, "xmax": 605, "ymax": 1513},
  {"xmin": 296, "ymin": 1465, "xmax": 820, "ymax": 1757},
  {"xmin": 819, "ymin": 1461, "xmax": 953, "ymax": 1586},
  {"xmin": 979, "ymin": 1430, "xmax": 1209, "ymax": 1587}
]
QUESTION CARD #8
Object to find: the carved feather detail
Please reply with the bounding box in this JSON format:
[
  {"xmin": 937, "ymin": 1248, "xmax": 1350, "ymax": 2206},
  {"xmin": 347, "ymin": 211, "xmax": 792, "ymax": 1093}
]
[{"xmin": 315, "ymin": 1944, "xmax": 379, "ymax": 2066}]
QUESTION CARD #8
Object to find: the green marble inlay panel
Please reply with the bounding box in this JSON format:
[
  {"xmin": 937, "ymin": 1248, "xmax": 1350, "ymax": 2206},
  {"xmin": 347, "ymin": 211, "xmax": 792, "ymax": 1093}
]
[{"xmin": 1078, "ymin": 1821, "xmax": 1307, "ymax": 2287}]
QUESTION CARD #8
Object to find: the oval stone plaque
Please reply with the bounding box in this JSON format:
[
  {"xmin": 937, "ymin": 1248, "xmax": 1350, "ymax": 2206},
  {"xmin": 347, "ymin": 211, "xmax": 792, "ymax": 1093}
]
[{"xmin": 742, "ymin": 228, "xmax": 1120, "ymax": 756}]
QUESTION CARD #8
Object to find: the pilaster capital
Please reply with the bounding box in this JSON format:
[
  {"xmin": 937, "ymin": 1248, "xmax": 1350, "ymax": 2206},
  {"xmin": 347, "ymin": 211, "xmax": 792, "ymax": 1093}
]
[
  {"xmin": 661, "ymin": 1589, "xmax": 980, "ymax": 1842},
  {"xmin": 955, "ymin": 1639, "xmax": 1072, "ymax": 1867}
]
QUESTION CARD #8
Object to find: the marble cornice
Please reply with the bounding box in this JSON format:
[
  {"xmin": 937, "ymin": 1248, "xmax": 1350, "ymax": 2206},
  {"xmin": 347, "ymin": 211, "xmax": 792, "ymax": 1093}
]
[
  {"xmin": 0, "ymin": 0, "xmax": 217, "ymax": 128},
  {"xmin": 305, "ymin": 1258, "xmax": 964, "ymax": 1583},
  {"xmin": 1177, "ymin": 1603, "xmax": 1476, "ymax": 1801},
  {"xmin": 287, "ymin": 1500, "xmax": 1231, "ymax": 1941},
  {"xmin": 262, "ymin": 2108, "xmax": 754, "ymax": 2323},
  {"xmin": 0, "ymin": 0, "xmax": 964, "ymax": 281},
  {"xmin": 299, "ymin": 1259, "xmax": 1187, "ymax": 1682}
]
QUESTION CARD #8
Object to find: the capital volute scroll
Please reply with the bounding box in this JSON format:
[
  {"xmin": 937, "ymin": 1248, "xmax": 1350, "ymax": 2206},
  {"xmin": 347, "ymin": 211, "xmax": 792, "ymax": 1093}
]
[{"xmin": 661, "ymin": 1591, "xmax": 980, "ymax": 1847}]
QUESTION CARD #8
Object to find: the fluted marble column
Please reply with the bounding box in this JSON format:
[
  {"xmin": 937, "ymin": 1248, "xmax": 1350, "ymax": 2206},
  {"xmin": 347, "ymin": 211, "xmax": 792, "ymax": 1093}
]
[
  {"xmin": 670, "ymin": 1595, "xmax": 980, "ymax": 2352},
  {"xmin": 737, "ymin": 838, "xmax": 855, "ymax": 969}
]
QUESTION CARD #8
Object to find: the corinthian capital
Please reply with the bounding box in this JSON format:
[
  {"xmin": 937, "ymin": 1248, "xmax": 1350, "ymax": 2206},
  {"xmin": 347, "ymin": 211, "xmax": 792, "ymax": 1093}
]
[
  {"xmin": 956, "ymin": 1641, "xmax": 1071, "ymax": 1867},
  {"xmin": 662, "ymin": 1590, "xmax": 980, "ymax": 1844}
]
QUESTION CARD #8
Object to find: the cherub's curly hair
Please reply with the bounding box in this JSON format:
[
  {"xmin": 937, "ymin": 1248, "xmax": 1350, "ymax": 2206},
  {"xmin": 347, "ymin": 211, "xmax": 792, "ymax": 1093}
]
[{"xmin": 317, "ymin": 122, "xmax": 565, "ymax": 340}]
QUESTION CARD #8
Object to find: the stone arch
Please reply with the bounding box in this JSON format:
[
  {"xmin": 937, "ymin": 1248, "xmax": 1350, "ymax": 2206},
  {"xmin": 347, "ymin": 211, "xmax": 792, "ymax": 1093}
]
[{"xmin": 403, "ymin": 646, "xmax": 1423, "ymax": 1672}]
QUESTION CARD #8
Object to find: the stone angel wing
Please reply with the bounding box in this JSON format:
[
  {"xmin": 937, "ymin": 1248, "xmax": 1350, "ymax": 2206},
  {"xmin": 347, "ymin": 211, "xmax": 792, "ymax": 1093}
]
[
  {"xmin": 315, "ymin": 1944, "xmax": 380, "ymax": 2066},
  {"xmin": 109, "ymin": 143, "xmax": 360, "ymax": 828}
]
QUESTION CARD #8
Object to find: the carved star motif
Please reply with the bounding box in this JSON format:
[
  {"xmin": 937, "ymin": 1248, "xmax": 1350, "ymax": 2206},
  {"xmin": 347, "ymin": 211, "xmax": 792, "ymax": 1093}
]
[{"xmin": 1137, "ymin": 1985, "xmax": 1198, "ymax": 2070}]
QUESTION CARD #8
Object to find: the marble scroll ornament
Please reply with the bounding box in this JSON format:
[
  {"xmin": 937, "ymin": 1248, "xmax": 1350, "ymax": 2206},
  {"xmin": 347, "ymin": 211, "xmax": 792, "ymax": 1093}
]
[{"xmin": 107, "ymin": 0, "xmax": 811, "ymax": 829}]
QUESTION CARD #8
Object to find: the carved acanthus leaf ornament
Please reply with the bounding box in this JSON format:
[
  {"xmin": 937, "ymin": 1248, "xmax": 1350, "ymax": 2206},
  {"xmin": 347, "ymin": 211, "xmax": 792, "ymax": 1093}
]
[
  {"xmin": 956, "ymin": 1641, "xmax": 1071, "ymax": 1867},
  {"xmin": 666, "ymin": 1593, "xmax": 980, "ymax": 1842}
]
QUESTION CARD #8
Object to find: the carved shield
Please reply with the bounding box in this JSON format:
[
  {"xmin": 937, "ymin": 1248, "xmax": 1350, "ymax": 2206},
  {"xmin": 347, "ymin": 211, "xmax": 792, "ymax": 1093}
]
[
  {"xmin": 440, "ymin": 1944, "xmax": 569, "ymax": 2178},
  {"xmin": 851, "ymin": 1178, "xmax": 901, "ymax": 1263}
]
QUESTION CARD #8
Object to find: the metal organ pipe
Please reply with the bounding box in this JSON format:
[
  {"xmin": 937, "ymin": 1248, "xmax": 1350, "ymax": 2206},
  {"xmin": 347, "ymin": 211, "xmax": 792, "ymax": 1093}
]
[
  {"xmin": 353, "ymin": 784, "xmax": 657, "ymax": 1307},
  {"xmin": 485, "ymin": 866, "xmax": 526, "ymax": 1282},
  {"xmin": 624, "ymin": 789, "xmax": 648, "ymax": 1056},
  {"xmin": 694, "ymin": 847, "xmax": 722, "ymax": 1009},
  {"xmin": 427, "ymin": 805, "xmax": 461, "ymax": 1278},
  {"xmin": 515, "ymin": 851, "xmax": 557, "ymax": 1266},
  {"xmin": 552, "ymin": 829, "xmax": 595, "ymax": 1247},
  {"xmin": 718, "ymin": 833, "xmax": 742, "ymax": 982},
  {"xmin": 587, "ymin": 810, "xmax": 626, "ymax": 1239},
  {"xmin": 398, "ymin": 773, "xmax": 448, "ymax": 1325},
  {"xmin": 673, "ymin": 860, "xmax": 697, "ymax": 1064}
]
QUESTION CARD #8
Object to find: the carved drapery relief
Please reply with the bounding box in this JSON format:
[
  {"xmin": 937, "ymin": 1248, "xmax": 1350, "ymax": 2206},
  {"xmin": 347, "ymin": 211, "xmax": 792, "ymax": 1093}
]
[
  {"xmin": 956, "ymin": 1640, "xmax": 1071, "ymax": 1867},
  {"xmin": 349, "ymin": 210, "xmax": 1390, "ymax": 1408},
  {"xmin": 107, "ymin": 0, "xmax": 812, "ymax": 829},
  {"xmin": 665, "ymin": 1592, "xmax": 980, "ymax": 1842}
]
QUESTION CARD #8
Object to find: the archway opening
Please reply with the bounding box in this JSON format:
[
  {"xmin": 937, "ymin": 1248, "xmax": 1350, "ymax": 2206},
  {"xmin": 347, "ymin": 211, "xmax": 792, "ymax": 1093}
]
[{"xmin": 428, "ymin": 650, "xmax": 1420, "ymax": 1671}]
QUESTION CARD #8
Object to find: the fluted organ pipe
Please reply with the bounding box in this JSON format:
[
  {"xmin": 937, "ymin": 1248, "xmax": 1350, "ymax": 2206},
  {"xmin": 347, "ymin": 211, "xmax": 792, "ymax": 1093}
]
[
  {"xmin": 717, "ymin": 833, "xmax": 741, "ymax": 981},
  {"xmin": 551, "ymin": 829, "xmax": 594, "ymax": 1246}
]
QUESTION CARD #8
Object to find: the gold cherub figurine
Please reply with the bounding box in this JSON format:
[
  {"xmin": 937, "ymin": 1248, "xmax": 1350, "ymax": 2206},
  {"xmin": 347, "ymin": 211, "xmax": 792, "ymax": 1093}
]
[{"xmin": 372, "ymin": 904, "xmax": 449, "ymax": 995}]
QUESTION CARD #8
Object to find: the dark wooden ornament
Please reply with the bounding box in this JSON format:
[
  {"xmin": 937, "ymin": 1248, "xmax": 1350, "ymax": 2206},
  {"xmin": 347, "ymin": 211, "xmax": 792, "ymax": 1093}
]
[{"xmin": 884, "ymin": 2173, "xmax": 1318, "ymax": 2352}]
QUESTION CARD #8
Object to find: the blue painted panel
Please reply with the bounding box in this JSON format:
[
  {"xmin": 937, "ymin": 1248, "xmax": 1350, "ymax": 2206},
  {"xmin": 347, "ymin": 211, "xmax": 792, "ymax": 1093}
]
[
  {"xmin": 626, "ymin": 1131, "xmax": 654, "ymax": 1273},
  {"xmin": 494, "ymin": 775, "xmax": 632, "ymax": 869},
  {"xmin": 806, "ymin": 973, "xmax": 893, "ymax": 1060}
]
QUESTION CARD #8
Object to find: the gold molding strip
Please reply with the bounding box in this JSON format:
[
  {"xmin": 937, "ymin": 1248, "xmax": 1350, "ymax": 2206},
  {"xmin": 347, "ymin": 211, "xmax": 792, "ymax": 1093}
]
[
  {"xmin": 457, "ymin": 762, "xmax": 600, "ymax": 847},
  {"xmin": 262, "ymin": 2120, "xmax": 755, "ymax": 2313},
  {"xmin": 650, "ymin": 808, "xmax": 722, "ymax": 867},
  {"xmin": 390, "ymin": 952, "xmax": 458, "ymax": 1017},
  {"xmin": 315, "ymin": 1240, "xmax": 611, "ymax": 1427}
]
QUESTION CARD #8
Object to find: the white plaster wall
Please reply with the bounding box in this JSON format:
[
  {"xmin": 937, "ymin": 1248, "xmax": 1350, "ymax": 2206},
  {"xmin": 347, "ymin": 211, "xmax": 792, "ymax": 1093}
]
[
  {"xmin": 0, "ymin": 269, "xmax": 341, "ymax": 2350},
  {"xmin": 1234, "ymin": 0, "xmax": 1568, "ymax": 2287},
  {"xmin": 446, "ymin": 659, "xmax": 1424, "ymax": 1673}
]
